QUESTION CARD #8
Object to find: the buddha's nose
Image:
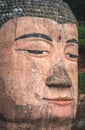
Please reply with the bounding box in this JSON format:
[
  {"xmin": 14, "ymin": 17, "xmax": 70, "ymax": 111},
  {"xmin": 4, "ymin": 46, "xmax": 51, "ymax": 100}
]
[{"xmin": 45, "ymin": 65, "xmax": 72, "ymax": 88}]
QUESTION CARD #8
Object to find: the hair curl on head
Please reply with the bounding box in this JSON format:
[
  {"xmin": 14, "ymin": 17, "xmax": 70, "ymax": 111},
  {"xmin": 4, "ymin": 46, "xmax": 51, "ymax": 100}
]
[{"xmin": 0, "ymin": 0, "xmax": 78, "ymax": 28}]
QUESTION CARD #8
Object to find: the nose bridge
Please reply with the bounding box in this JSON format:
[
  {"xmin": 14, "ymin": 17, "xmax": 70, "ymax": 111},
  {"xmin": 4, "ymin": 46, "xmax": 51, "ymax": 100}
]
[
  {"xmin": 52, "ymin": 59, "xmax": 66, "ymax": 76},
  {"xmin": 52, "ymin": 50, "xmax": 64, "ymax": 73},
  {"xmin": 46, "ymin": 61, "xmax": 72, "ymax": 88},
  {"xmin": 53, "ymin": 60, "xmax": 64, "ymax": 71}
]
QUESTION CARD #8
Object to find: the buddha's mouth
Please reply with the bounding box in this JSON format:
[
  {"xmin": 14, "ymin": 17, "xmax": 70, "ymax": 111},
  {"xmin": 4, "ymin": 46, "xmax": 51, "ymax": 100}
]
[{"xmin": 43, "ymin": 97, "xmax": 73, "ymax": 106}]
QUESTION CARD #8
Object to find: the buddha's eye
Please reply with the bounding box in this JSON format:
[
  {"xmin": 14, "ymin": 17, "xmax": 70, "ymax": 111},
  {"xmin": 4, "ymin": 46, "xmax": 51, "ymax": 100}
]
[
  {"xmin": 15, "ymin": 49, "xmax": 49, "ymax": 57},
  {"xmin": 66, "ymin": 53, "xmax": 78, "ymax": 58},
  {"xmin": 27, "ymin": 50, "xmax": 49, "ymax": 54}
]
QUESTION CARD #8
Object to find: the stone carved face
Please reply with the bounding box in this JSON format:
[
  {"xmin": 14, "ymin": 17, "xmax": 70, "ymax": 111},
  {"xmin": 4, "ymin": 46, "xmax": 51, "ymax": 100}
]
[{"xmin": 0, "ymin": 17, "xmax": 78, "ymax": 125}]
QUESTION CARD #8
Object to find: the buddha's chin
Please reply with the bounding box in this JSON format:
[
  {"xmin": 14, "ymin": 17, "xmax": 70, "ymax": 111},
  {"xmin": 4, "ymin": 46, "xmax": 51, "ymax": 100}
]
[{"xmin": 1, "ymin": 104, "xmax": 73, "ymax": 126}]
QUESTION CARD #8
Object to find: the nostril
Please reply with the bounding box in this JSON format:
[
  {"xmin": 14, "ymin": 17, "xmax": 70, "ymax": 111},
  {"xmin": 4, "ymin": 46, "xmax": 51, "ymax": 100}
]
[
  {"xmin": 46, "ymin": 75, "xmax": 72, "ymax": 88},
  {"xmin": 46, "ymin": 75, "xmax": 58, "ymax": 86}
]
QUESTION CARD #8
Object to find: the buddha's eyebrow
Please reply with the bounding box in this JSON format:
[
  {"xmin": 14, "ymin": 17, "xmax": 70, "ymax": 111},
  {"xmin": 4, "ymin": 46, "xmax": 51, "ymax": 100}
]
[
  {"xmin": 66, "ymin": 38, "xmax": 78, "ymax": 44},
  {"xmin": 14, "ymin": 33, "xmax": 52, "ymax": 42}
]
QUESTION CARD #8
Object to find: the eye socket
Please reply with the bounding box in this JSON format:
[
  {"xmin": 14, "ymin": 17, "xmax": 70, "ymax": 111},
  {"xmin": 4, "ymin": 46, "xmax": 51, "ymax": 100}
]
[
  {"xmin": 64, "ymin": 44, "xmax": 78, "ymax": 61},
  {"xmin": 65, "ymin": 53, "xmax": 79, "ymax": 61},
  {"xmin": 14, "ymin": 38, "xmax": 52, "ymax": 57}
]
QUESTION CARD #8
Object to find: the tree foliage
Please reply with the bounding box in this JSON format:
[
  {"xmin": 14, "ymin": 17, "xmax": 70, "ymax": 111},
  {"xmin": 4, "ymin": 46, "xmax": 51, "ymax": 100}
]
[
  {"xmin": 79, "ymin": 72, "xmax": 85, "ymax": 94},
  {"xmin": 64, "ymin": 0, "xmax": 85, "ymax": 21},
  {"xmin": 78, "ymin": 26, "xmax": 85, "ymax": 47}
]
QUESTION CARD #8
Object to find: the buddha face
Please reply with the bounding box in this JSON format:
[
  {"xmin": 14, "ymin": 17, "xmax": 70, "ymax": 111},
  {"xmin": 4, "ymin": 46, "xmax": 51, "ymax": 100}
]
[{"xmin": 0, "ymin": 17, "xmax": 78, "ymax": 124}]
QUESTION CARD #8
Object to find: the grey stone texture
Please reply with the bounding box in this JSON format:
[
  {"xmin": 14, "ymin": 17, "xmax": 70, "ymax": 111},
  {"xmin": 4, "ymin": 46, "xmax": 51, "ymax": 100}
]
[{"xmin": 0, "ymin": 0, "xmax": 77, "ymax": 28}]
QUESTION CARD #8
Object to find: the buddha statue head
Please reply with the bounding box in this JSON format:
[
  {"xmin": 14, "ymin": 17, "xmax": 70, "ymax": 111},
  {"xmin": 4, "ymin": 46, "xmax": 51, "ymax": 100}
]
[{"xmin": 0, "ymin": 0, "xmax": 78, "ymax": 129}]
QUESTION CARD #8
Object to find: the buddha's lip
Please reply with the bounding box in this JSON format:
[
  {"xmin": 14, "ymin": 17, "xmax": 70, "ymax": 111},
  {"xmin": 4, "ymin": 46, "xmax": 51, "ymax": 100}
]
[
  {"xmin": 43, "ymin": 97, "xmax": 73, "ymax": 105},
  {"xmin": 43, "ymin": 97, "xmax": 73, "ymax": 101}
]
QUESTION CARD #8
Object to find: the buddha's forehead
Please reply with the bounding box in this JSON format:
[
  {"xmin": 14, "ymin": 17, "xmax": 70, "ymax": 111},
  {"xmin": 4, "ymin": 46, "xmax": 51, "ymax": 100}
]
[
  {"xmin": 0, "ymin": 17, "xmax": 78, "ymax": 43},
  {"xmin": 16, "ymin": 17, "xmax": 78, "ymax": 38},
  {"xmin": 16, "ymin": 17, "xmax": 62, "ymax": 36}
]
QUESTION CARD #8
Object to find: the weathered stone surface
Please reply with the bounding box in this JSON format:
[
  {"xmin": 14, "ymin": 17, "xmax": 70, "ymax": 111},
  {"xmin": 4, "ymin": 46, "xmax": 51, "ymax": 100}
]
[
  {"xmin": 0, "ymin": 0, "xmax": 78, "ymax": 129},
  {"xmin": 0, "ymin": 17, "xmax": 78, "ymax": 130}
]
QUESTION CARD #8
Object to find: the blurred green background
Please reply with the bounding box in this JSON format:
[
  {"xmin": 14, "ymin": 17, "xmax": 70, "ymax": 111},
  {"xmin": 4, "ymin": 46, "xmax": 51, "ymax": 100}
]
[{"xmin": 78, "ymin": 26, "xmax": 85, "ymax": 94}]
